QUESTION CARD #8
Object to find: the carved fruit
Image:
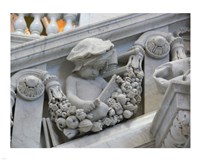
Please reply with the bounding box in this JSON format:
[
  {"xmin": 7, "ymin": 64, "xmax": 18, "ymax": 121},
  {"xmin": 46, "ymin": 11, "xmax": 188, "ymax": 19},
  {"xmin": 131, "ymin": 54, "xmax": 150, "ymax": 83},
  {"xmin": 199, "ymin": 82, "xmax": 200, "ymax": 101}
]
[
  {"xmin": 66, "ymin": 116, "xmax": 79, "ymax": 129},
  {"xmin": 76, "ymin": 109, "xmax": 86, "ymax": 121},
  {"xmin": 110, "ymin": 116, "xmax": 118, "ymax": 126},
  {"xmin": 113, "ymin": 102, "xmax": 123, "ymax": 115},
  {"xmin": 103, "ymin": 117, "xmax": 112, "ymax": 126},
  {"xmin": 116, "ymin": 94, "xmax": 127, "ymax": 105},
  {"xmin": 69, "ymin": 106, "xmax": 76, "ymax": 115},
  {"xmin": 123, "ymin": 102, "xmax": 137, "ymax": 112},
  {"xmin": 91, "ymin": 122, "xmax": 102, "ymax": 132},
  {"xmin": 109, "ymin": 108, "xmax": 116, "ymax": 117},
  {"xmin": 79, "ymin": 119, "xmax": 93, "ymax": 133},
  {"xmin": 56, "ymin": 118, "xmax": 67, "ymax": 130},
  {"xmin": 123, "ymin": 110, "xmax": 133, "ymax": 119}
]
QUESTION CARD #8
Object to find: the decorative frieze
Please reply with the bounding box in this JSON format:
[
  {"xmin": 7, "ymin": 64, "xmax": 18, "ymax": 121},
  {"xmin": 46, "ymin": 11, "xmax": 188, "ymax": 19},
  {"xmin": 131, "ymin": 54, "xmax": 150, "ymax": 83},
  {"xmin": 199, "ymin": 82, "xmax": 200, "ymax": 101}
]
[{"xmin": 11, "ymin": 14, "xmax": 189, "ymax": 73}]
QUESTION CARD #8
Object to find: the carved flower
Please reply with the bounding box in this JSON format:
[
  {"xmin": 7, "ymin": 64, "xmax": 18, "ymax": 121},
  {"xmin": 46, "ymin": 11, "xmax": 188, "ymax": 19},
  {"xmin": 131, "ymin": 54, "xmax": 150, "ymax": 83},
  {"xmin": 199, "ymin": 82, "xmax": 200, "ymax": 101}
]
[
  {"xmin": 115, "ymin": 75, "xmax": 124, "ymax": 84},
  {"xmin": 116, "ymin": 94, "xmax": 127, "ymax": 105},
  {"xmin": 110, "ymin": 116, "xmax": 118, "ymax": 126},
  {"xmin": 108, "ymin": 108, "xmax": 116, "ymax": 117},
  {"xmin": 61, "ymin": 112, "xmax": 68, "ymax": 118},
  {"xmin": 79, "ymin": 119, "xmax": 93, "ymax": 133},
  {"xmin": 145, "ymin": 35, "xmax": 170, "ymax": 59},
  {"xmin": 91, "ymin": 122, "xmax": 103, "ymax": 132},
  {"xmin": 68, "ymin": 105, "xmax": 76, "ymax": 115},
  {"xmin": 103, "ymin": 117, "xmax": 112, "ymax": 126},
  {"xmin": 123, "ymin": 110, "xmax": 133, "ymax": 119},
  {"xmin": 124, "ymin": 77, "xmax": 132, "ymax": 83},
  {"xmin": 17, "ymin": 75, "xmax": 45, "ymax": 101},
  {"xmin": 49, "ymin": 103, "xmax": 58, "ymax": 111},
  {"xmin": 107, "ymin": 98, "xmax": 116, "ymax": 106},
  {"xmin": 55, "ymin": 109, "xmax": 62, "ymax": 116},
  {"xmin": 76, "ymin": 109, "xmax": 86, "ymax": 121},
  {"xmin": 112, "ymin": 102, "xmax": 123, "ymax": 115}
]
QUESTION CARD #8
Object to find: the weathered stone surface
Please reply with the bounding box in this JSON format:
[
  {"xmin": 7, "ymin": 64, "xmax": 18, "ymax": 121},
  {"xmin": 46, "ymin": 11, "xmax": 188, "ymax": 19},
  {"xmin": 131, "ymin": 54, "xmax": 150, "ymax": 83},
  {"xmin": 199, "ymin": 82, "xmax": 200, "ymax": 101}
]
[
  {"xmin": 42, "ymin": 118, "xmax": 51, "ymax": 148},
  {"xmin": 55, "ymin": 111, "xmax": 156, "ymax": 148},
  {"xmin": 144, "ymin": 54, "xmax": 169, "ymax": 113},
  {"xmin": 79, "ymin": 13, "xmax": 127, "ymax": 26},
  {"xmin": 11, "ymin": 93, "xmax": 44, "ymax": 148},
  {"xmin": 151, "ymin": 80, "xmax": 190, "ymax": 148},
  {"xmin": 11, "ymin": 14, "xmax": 189, "ymax": 73},
  {"xmin": 11, "ymin": 64, "xmax": 46, "ymax": 148}
]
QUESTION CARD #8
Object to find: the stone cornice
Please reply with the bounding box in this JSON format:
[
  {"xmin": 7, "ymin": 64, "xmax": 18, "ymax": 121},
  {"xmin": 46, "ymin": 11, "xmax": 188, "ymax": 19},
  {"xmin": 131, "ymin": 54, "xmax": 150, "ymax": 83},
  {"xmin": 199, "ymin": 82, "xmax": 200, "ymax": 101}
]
[
  {"xmin": 11, "ymin": 33, "xmax": 40, "ymax": 46},
  {"xmin": 11, "ymin": 13, "xmax": 189, "ymax": 73}
]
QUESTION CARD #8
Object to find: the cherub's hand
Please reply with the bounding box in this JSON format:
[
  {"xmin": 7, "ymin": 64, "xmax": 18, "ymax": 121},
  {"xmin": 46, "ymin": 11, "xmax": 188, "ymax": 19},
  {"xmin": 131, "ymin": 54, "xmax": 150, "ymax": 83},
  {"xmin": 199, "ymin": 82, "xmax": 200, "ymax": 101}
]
[{"xmin": 82, "ymin": 101, "xmax": 96, "ymax": 113}]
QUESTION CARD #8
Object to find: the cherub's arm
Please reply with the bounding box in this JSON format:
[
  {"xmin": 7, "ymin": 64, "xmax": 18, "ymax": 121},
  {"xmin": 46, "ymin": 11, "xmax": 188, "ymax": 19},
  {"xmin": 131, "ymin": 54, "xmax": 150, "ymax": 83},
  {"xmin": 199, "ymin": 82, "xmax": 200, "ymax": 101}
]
[{"xmin": 66, "ymin": 75, "xmax": 95, "ymax": 113}]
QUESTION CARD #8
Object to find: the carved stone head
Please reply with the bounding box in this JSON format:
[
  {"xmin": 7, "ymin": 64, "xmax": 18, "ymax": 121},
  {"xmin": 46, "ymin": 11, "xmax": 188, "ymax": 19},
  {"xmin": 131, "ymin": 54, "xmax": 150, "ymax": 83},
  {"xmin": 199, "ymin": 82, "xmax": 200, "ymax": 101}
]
[{"xmin": 67, "ymin": 38, "xmax": 114, "ymax": 72}]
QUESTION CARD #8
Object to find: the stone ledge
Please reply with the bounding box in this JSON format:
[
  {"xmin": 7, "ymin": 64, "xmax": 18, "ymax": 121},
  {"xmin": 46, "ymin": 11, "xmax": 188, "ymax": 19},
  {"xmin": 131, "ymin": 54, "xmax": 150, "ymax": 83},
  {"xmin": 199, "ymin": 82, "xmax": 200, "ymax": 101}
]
[
  {"xmin": 11, "ymin": 33, "xmax": 41, "ymax": 47},
  {"xmin": 11, "ymin": 13, "xmax": 189, "ymax": 73}
]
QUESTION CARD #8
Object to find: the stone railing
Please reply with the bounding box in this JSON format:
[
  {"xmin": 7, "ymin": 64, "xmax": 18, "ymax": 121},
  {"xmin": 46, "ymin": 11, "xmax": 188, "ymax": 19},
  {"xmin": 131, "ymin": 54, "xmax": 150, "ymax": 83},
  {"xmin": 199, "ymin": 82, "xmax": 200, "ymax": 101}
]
[{"xmin": 12, "ymin": 13, "xmax": 79, "ymax": 36}]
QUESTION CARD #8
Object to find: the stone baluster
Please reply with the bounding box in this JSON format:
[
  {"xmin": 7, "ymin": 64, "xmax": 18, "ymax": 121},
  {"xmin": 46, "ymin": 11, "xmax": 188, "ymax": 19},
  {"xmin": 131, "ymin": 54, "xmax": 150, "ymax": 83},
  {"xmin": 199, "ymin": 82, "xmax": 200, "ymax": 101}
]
[
  {"xmin": 63, "ymin": 14, "xmax": 77, "ymax": 32},
  {"xmin": 46, "ymin": 13, "xmax": 61, "ymax": 36},
  {"xmin": 14, "ymin": 13, "xmax": 27, "ymax": 35},
  {"xmin": 30, "ymin": 13, "xmax": 44, "ymax": 36}
]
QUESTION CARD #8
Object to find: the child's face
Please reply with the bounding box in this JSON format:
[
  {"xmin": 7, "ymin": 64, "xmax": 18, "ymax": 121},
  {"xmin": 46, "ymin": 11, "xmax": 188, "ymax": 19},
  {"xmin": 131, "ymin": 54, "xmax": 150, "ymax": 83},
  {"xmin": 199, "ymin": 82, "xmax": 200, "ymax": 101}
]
[{"xmin": 79, "ymin": 65, "xmax": 100, "ymax": 79}]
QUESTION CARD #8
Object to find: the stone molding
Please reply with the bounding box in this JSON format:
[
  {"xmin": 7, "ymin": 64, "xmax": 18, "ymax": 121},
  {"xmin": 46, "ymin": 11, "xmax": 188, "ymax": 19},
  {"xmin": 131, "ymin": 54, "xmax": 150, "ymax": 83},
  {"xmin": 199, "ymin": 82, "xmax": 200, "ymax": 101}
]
[
  {"xmin": 150, "ymin": 79, "xmax": 190, "ymax": 147},
  {"xmin": 11, "ymin": 13, "xmax": 189, "ymax": 73},
  {"xmin": 11, "ymin": 33, "xmax": 40, "ymax": 47}
]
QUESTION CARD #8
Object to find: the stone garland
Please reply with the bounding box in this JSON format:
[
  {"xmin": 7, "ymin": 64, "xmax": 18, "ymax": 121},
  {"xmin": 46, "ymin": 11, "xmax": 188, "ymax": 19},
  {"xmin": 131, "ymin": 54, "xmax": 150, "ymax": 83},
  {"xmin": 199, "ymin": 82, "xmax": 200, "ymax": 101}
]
[
  {"xmin": 11, "ymin": 50, "xmax": 144, "ymax": 140},
  {"xmin": 161, "ymin": 110, "xmax": 190, "ymax": 148},
  {"xmin": 46, "ymin": 53, "xmax": 144, "ymax": 139}
]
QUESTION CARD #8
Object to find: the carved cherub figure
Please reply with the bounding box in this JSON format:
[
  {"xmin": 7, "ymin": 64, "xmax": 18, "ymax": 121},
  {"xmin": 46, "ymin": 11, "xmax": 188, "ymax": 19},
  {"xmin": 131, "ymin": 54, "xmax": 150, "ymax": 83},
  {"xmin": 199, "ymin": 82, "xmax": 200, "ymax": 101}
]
[{"xmin": 66, "ymin": 38, "xmax": 118, "ymax": 122}]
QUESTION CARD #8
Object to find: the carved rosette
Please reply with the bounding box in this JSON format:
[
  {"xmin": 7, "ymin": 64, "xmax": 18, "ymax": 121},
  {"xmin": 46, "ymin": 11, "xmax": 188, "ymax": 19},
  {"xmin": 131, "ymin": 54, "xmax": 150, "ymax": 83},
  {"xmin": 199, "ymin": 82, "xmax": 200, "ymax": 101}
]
[
  {"xmin": 162, "ymin": 110, "xmax": 190, "ymax": 148},
  {"xmin": 145, "ymin": 35, "xmax": 170, "ymax": 59},
  {"xmin": 17, "ymin": 75, "xmax": 45, "ymax": 101}
]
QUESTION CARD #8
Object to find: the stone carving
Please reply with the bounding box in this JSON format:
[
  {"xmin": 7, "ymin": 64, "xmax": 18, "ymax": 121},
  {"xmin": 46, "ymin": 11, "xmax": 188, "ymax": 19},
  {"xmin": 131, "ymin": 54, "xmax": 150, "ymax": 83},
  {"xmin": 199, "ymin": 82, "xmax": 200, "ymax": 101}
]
[
  {"xmin": 168, "ymin": 36, "xmax": 187, "ymax": 61},
  {"xmin": 174, "ymin": 26, "xmax": 190, "ymax": 40},
  {"xmin": 45, "ymin": 38, "xmax": 144, "ymax": 139},
  {"xmin": 11, "ymin": 69, "xmax": 48, "ymax": 127},
  {"xmin": 162, "ymin": 110, "xmax": 190, "ymax": 148},
  {"xmin": 153, "ymin": 57, "xmax": 190, "ymax": 94},
  {"xmin": 145, "ymin": 35, "xmax": 170, "ymax": 59},
  {"xmin": 150, "ymin": 74, "xmax": 190, "ymax": 148},
  {"xmin": 17, "ymin": 75, "xmax": 45, "ymax": 100}
]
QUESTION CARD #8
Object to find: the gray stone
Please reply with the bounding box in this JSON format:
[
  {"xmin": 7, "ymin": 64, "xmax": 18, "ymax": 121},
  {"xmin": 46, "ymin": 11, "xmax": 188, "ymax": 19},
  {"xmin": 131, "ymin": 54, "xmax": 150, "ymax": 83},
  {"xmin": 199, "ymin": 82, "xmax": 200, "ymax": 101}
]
[
  {"xmin": 153, "ymin": 58, "xmax": 190, "ymax": 94},
  {"xmin": 55, "ymin": 111, "xmax": 156, "ymax": 148},
  {"xmin": 11, "ymin": 14, "xmax": 189, "ymax": 73},
  {"xmin": 11, "ymin": 65, "xmax": 46, "ymax": 148},
  {"xmin": 11, "ymin": 92, "xmax": 44, "ymax": 148},
  {"xmin": 42, "ymin": 118, "xmax": 51, "ymax": 148},
  {"xmin": 150, "ymin": 79, "xmax": 190, "ymax": 148}
]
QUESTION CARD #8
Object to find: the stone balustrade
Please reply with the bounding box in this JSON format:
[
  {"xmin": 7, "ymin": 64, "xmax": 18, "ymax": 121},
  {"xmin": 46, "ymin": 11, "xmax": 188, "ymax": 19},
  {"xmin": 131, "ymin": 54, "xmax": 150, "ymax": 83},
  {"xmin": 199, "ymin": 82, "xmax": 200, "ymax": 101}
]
[{"xmin": 12, "ymin": 13, "xmax": 79, "ymax": 36}]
